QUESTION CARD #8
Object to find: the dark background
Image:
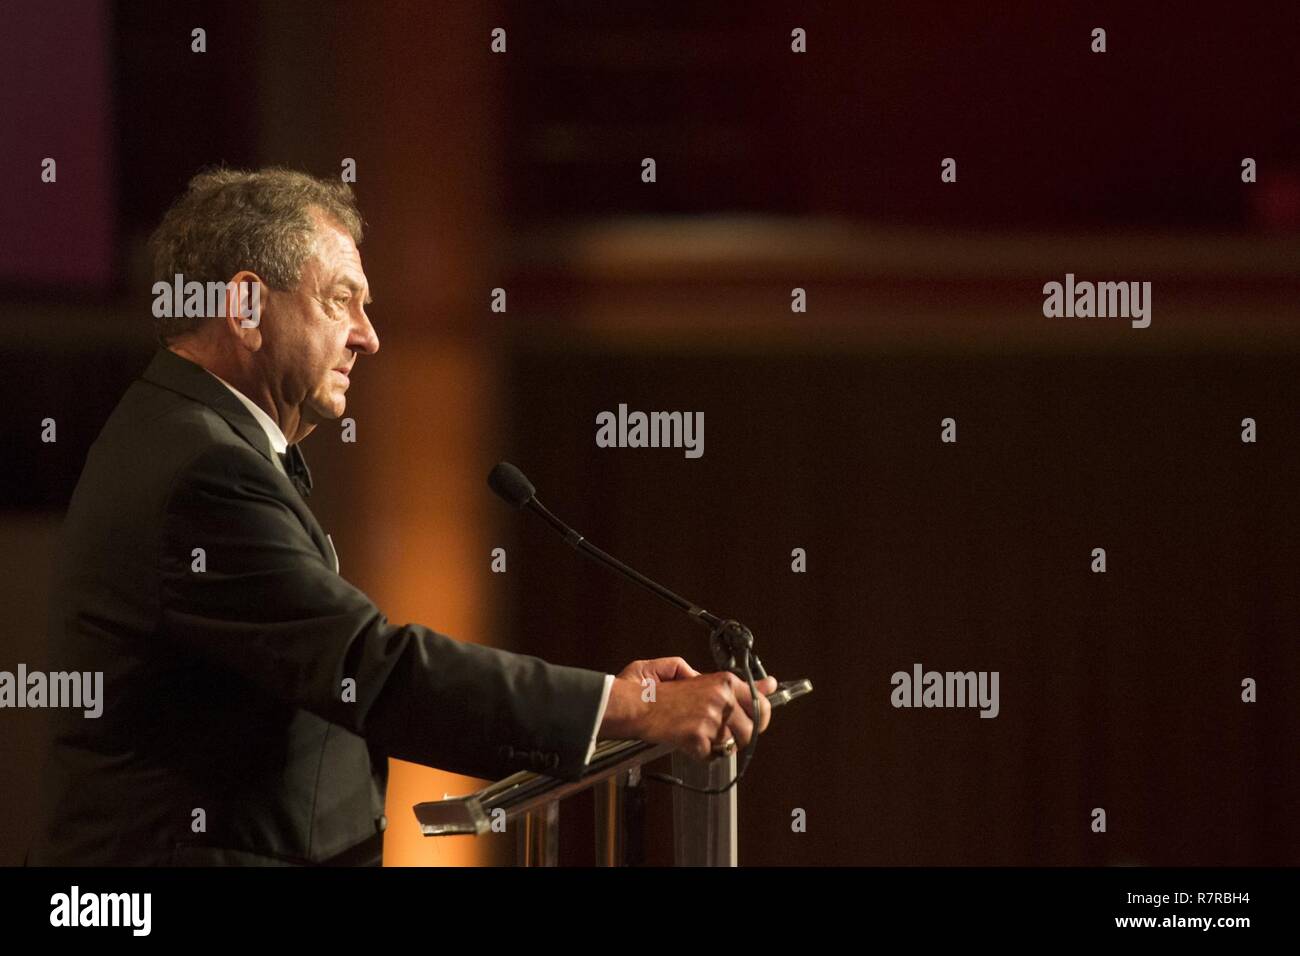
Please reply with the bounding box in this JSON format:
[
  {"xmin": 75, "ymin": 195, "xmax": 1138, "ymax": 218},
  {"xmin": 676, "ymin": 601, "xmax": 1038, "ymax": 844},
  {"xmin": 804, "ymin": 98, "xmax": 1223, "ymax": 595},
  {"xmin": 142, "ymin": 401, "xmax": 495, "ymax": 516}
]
[{"xmin": 1, "ymin": 0, "xmax": 1297, "ymax": 865}]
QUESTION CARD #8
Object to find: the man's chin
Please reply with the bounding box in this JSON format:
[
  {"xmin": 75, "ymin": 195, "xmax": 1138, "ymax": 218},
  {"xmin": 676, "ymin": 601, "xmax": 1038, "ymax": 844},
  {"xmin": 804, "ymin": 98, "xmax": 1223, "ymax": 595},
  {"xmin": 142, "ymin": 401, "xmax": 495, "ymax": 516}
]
[{"xmin": 304, "ymin": 397, "xmax": 345, "ymax": 425}]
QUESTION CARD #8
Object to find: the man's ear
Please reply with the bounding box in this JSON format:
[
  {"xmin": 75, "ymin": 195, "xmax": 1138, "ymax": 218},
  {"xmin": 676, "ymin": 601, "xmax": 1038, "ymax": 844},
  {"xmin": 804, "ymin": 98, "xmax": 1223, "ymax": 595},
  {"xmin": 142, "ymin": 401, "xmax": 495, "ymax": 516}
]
[{"xmin": 224, "ymin": 271, "xmax": 265, "ymax": 348}]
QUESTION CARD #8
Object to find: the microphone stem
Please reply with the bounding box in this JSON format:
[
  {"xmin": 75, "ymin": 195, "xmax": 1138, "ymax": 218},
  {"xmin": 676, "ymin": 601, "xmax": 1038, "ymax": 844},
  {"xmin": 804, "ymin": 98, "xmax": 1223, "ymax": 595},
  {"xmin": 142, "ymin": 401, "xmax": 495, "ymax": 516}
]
[{"xmin": 527, "ymin": 498, "xmax": 722, "ymax": 631}]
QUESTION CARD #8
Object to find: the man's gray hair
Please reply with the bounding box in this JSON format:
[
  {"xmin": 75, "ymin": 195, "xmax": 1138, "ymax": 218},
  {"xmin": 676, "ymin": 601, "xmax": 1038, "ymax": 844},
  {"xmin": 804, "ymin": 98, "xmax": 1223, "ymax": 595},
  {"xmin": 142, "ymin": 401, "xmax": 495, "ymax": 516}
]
[{"xmin": 148, "ymin": 166, "xmax": 364, "ymax": 345}]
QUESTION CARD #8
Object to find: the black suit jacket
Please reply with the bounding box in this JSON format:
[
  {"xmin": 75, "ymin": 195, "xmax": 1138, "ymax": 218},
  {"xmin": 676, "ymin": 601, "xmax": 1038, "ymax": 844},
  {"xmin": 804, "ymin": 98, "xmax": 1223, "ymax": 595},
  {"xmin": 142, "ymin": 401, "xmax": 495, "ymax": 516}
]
[{"xmin": 28, "ymin": 348, "xmax": 607, "ymax": 866}]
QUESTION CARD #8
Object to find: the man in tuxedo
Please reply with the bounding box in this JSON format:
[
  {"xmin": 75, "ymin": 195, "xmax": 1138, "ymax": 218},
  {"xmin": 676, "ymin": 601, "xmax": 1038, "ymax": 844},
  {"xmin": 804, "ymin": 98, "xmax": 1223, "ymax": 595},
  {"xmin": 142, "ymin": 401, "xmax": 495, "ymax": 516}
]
[{"xmin": 29, "ymin": 167, "xmax": 774, "ymax": 866}]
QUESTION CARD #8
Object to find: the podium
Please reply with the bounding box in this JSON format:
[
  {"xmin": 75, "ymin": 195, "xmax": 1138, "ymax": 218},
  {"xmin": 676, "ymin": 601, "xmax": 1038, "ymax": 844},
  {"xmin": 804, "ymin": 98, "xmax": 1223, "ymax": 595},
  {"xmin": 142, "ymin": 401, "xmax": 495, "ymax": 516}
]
[{"xmin": 413, "ymin": 678, "xmax": 812, "ymax": 866}]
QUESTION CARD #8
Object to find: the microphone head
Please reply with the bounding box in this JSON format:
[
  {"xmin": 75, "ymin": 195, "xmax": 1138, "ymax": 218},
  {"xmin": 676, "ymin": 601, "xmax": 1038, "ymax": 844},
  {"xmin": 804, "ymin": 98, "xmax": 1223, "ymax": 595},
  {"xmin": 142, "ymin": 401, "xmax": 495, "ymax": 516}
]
[{"xmin": 487, "ymin": 461, "xmax": 536, "ymax": 508}]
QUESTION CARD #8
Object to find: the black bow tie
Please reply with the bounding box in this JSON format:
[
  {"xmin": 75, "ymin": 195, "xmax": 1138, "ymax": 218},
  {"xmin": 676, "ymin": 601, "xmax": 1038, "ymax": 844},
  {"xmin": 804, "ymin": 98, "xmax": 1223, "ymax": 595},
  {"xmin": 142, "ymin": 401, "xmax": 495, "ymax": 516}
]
[{"xmin": 279, "ymin": 444, "xmax": 313, "ymax": 498}]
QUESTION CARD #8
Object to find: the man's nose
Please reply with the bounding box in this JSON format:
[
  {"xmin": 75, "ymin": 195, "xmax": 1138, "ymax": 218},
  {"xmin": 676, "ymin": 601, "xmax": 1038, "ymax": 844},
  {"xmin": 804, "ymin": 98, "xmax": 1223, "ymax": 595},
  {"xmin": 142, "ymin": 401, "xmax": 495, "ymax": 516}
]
[{"xmin": 351, "ymin": 308, "xmax": 380, "ymax": 355}]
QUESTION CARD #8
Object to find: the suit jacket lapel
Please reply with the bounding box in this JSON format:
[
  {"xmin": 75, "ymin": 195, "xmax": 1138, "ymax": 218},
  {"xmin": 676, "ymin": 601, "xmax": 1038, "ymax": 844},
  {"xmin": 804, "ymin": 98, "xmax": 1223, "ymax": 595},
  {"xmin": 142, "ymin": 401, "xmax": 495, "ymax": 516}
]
[
  {"xmin": 139, "ymin": 348, "xmax": 336, "ymax": 569},
  {"xmin": 140, "ymin": 347, "xmax": 280, "ymax": 468}
]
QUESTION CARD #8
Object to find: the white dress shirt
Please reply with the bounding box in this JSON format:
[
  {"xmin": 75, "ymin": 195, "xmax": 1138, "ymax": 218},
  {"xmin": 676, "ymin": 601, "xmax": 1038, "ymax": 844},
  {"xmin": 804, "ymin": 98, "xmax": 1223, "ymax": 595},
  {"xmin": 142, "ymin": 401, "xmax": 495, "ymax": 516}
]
[
  {"xmin": 205, "ymin": 369, "xmax": 615, "ymax": 766},
  {"xmin": 207, "ymin": 370, "xmax": 289, "ymax": 461},
  {"xmin": 586, "ymin": 675, "xmax": 615, "ymax": 764}
]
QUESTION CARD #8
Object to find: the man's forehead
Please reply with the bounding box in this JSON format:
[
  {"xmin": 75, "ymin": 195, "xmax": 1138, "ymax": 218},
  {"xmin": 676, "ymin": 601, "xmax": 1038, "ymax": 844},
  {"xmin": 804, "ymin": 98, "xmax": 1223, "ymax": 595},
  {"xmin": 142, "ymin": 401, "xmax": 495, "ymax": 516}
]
[
  {"xmin": 303, "ymin": 212, "xmax": 370, "ymax": 294},
  {"xmin": 309, "ymin": 211, "xmax": 363, "ymax": 266}
]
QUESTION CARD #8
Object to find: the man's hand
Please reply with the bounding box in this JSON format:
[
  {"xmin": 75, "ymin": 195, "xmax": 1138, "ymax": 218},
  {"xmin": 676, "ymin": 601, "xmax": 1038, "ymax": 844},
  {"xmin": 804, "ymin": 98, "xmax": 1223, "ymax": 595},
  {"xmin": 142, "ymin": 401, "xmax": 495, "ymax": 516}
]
[{"xmin": 598, "ymin": 656, "xmax": 778, "ymax": 761}]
